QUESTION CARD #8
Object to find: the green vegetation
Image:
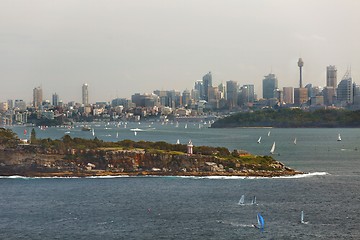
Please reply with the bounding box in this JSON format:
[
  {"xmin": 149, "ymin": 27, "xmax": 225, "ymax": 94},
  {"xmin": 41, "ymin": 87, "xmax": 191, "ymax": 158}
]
[
  {"xmin": 0, "ymin": 128, "xmax": 19, "ymax": 147},
  {"xmin": 212, "ymin": 108, "xmax": 360, "ymax": 128}
]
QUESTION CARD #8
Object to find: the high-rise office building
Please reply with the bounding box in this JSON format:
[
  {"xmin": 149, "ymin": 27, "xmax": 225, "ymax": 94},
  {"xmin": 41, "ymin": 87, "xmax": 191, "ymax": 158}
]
[
  {"xmin": 33, "ymin": 86, "xmax": 43, "ymax": 108},
  {"xmin": 52, "ymin": 93, "xmax": 59, "ymax": 107},
  {"xmin": 262, "ymin": 73, "xmax": 278, "ymax": 99},
  {"xmin": 337, "ymin": 70, "xmax": 353, "ymax": 104},
  {"xmin": 326, "ymin": 65, "xmax": 337, "ymax": 88},
  {"xmin": 226, "ymin": 80, "xmax": 238, "ymax": 109},
  {"xmin": 182, "ymin": 89, "xmax": 191, "ymax": 107},
  {"xmin": 194, "ymin": 80, "xmax": 203, "ymax": 101},
  {"xmin": 322, "ymin": 87, "xmax": 336, "ymax": 106},
  {"xmin": 82, "ymin": 83, "xmax": 89, "ymax": 105},
  {"xmin": 294, "ymin": 88, "xmax": 308, "ymax": 106},
  {"xmin": 283, "ymin": 87, "xmax": 294, "ymax": 104},
  {"xmin": 239, "ymin": 84, "xmax": 255, "ymax": 105},
  {"xmin": 202, "ymin": 72, "xmax": 212, "ymax": 101}
]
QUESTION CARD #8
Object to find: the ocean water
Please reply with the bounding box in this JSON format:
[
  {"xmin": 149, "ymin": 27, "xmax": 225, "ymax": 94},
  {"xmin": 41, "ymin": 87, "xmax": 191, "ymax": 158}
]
[{"xmin": 1, "ymin": 123, "xmax": 360, "ymax": 239}]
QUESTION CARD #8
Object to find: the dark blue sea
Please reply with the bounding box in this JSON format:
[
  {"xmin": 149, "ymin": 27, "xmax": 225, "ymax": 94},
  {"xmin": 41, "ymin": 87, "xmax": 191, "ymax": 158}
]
[{"xmin": 1, "ymin": 122, "xmax": 360, "ymax": 239}]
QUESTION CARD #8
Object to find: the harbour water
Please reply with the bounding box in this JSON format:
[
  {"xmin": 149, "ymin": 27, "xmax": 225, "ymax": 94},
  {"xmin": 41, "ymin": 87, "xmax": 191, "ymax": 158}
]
[{"xmin": 1, "ymin": 122, "xmax": 360, "ymax": 239}]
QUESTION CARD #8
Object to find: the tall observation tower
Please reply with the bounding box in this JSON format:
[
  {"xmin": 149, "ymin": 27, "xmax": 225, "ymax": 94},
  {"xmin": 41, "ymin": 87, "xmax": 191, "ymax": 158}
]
[{"xmin": 298, "ymin": 58, "xmax": 304, "ymax": 88}]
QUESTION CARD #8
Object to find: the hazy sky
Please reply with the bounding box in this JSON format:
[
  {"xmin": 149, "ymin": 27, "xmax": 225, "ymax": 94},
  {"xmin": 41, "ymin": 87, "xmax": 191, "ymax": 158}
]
[{"xmin": 1, "ymin": 0, "xmax": 360, "ymax": 103}]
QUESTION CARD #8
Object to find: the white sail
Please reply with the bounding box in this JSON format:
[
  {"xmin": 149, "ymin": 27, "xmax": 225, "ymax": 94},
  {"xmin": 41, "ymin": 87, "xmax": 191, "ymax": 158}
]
[
  {"xmin": 294, "ymin": 138, "xmax": 297, "ymax": 145},
  {"xmin": 270, "ymin": 142, "xmax": 275, "ymax": 154},
  {"xmin": 267, "ymin": 131, "xmax": 271, "ymax": 136},
  {"xmin": 238, "ymin": 195, "xmax": 245, "ymax": 205},
  {"xmin": 301, "ymin": 210, "xmax": 304, "ymax": 224},
  {"xmin": 257, "ymin": 137, "xmax": 261, "ymax": 144},
  {"xmin": 134, "ymin": 131, "xmax": 137, "ymax": 136},
  {"xmin": 92, "ymin": 128, "xmax": 95, "ymax": 136},
  {"xmin": 185, "ymin": 124, "xmax": 187, "ymax": 129},
  {"xmin": 176, "ymin": 139, "xmax": 180, "ymax": 144},
  {"xmin": 251, "ymin": 196, "xmax": 257, "ymax": 205},
  {"xmin": 337, "ymin": 134, "xmax": 342, "ymax": 141},
  {"xmin": 116, "ymin": 132, "xmax": 119, "ymax": 138}
]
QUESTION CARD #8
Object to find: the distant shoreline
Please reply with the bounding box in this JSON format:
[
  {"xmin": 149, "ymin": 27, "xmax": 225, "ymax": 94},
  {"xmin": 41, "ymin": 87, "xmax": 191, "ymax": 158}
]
[{"xmin": 0, "ymin": 169, "xmax": 304, "ymax": 178}]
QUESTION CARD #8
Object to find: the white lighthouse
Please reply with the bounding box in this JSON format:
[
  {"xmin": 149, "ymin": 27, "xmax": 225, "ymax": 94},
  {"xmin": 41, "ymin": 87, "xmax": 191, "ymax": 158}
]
[{"xmin": 187, "ymin": 140, "xmax": 193, "ymax": 155}]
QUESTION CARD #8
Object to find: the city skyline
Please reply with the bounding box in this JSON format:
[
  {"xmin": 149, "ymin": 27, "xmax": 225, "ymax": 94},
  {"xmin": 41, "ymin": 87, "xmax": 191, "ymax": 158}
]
[{"xmin": 1, "ymin": 0, "xmax": 360, "ymax": 102}]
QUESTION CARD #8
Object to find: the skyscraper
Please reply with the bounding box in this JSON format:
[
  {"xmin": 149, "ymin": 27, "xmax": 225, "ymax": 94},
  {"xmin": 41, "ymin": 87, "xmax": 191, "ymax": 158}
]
[
  {"xmin": 337, "ymin": 70, "xmax": 353, "ymax": 104},
  {"xmin": 226, "ymin": 80, "xmax": 238, "ymax": 109},
  {"xmin": 82, "ymin": 83, "xmax": 89, "ymax": 105},
  {"xmin": 326, "ymin": 65, "xmax": 337, "ymax": 88},
  {"xmin": 262, "ymin": 73, "xmax": 278, "ymax": 99},
  {"xmin": 52, "ymin": 93, "xmax": 59, "ymax": 107},
  {"xmin": 194, "ymin": 80, "xmax": 203, "ymax": 101},
  {"xmin": 202, "ymin": 72, "xmax": 212, "ymax": 101},
  {"xmin": 294, "ymin": 88, "xmax": 308, "ymax": 106},
  {"xmin": 33, "ymin": 86, "xmax": 43, "ymax": 108},
  {"xmin": 283, "ymin": 87, "xmax": 294, "ymax": 104}
]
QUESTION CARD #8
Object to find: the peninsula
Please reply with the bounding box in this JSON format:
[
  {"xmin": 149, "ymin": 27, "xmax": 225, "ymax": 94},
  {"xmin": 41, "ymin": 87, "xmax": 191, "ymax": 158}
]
[
  {"xmin": 211, "ymin": 108, "xmax": 360, "ymax": 128},
  {"xmin": 0, "ymin": 128, "xmax": 302, "ymax": 177}
]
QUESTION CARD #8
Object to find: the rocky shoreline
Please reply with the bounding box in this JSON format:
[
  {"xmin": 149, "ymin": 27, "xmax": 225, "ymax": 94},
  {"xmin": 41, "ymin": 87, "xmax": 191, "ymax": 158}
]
[
  {"xmin": 0, "ymin": 128, "xmax": 303, "ymax": 178},
  {"xmin": 0, "ymin": 146, "xmax": 303, "ymax": 178}
]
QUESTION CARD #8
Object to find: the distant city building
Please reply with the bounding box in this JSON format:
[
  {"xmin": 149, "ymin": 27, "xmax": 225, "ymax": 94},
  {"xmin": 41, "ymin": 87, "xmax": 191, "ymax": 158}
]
[
  {"xmin": 353, "ymin": 83, "xmax": 360, "ymax": 105},
  {"xmin": 182, "ymin": 89, "xmax": 191, "ymax": 107},
  {"xmin": 239, "ymin": 84, "xmax": 255, "ymax": 106},
  {"xmin": 194, "ymin": 80, "xmax": 203, "ymax": 101},
  {"xmin": 226, "ymin": 80, "xmax": 238, "ymax": 109},
  {"xmin": 202, "ymin": 72, "xmax": 212, "ymax": 101},
  {"xmin": 337, "ymin": 70, "xmax": 353, "ymax": 104},
  {"xmin": 262, "ymin": 73, "xmax": 278, "ymax": 99},
  {"xmin": 0, "ymin": 102, "xmax": 8, "ymax": 112},
  {"xmin": 218, "ymin": 83, "xmax": 226, "ymax": 100},
  {"xmin": 326, "ymin": 65, "xmax": 337, "ymax": 88},
  {"xmin": 207, "ymin": 86, "xmax": 220, "ymax": 109},
  {"xmin": 82, "ymin": 83, "xmax": 89, "ymax": 105},
  {"xmin": 33, "ymin": 86, "xmax": 43, "ymax": 108},
  {"xmin": 131, "ymin": 93, "xmax": 160, "ymax": 108},
  {"xmin": 111, "ymin": 98, "xmax": 132, "ymax": 108},
  {"xmin": 294, "ymin": 88, "xmax": 308, "ymax": 106},
  {"xmin": 322, "ymin": 87, "xmax": 336, "ymax": 106},
  {"xmin": 52, "ymin": 93, "xmax": 59, "ymax": 107},
  {"xmin": 310, "ymin": 96, "xmax": 324, "ymax": 106},
  {"xmin": 7, "ymin": 99, "xmax": 13, "ymax": 110},
  {"xmin": 14, "ymin": 99, "xmax": 27, "ymax": 111},
  {"xmin": 283, "ymin": 87, "xmax": 294, "ymax": 104}
]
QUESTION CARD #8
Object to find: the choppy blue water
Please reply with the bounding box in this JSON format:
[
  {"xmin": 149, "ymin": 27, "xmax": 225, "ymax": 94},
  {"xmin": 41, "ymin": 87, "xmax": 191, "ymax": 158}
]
[{"xmin": 1, "ymin": 123, "xmax": 360, "ymax": 239}]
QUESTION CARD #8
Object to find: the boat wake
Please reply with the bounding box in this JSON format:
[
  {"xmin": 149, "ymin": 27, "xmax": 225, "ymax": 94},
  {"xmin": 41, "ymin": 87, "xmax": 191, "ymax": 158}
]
[
  {"xmin": 217, "ymin": 220, "xmax": 254, "ymax": 228},
  {"xmin": 272, "ymin": 172, "xmax": 329, "ymax": 179}
]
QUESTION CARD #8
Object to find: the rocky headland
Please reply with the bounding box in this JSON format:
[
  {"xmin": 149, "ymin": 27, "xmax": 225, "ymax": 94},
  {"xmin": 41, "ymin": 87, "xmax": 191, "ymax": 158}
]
[{"xmin": 0, "ymin": 128, "xmax": 302, "ymax": 177}]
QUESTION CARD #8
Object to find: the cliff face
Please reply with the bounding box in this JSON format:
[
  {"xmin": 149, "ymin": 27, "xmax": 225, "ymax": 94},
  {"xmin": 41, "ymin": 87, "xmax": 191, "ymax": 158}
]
[{"xmin": 0, "ymin": 144, "xmax": 301, "ymax": 177}]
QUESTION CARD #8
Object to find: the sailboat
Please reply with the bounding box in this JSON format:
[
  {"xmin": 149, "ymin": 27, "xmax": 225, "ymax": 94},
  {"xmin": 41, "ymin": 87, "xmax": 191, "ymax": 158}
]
[
  {"xmin": 294, "ymin": 138, "xmax": 297, "ymax": 145},
  {"xmin": 92, "ymin": 128, "xmax": 95, "ymax": 137},
  {"xmin": 134, "ymin": 131, "xmax": 137, "ymax": 136},
  {"xmin": 257, "ymin": 137, "xmax": 261, "ymax": 144},
  {"xmin": 255, "ymin": 213, "xmax": 265, "ymax": 230},
  {"xmin": 116, "ymin": 132, "xmax": 119, "ymax": 138},
  {"xmin": 300, "ymin": 210, "xmax": 308, "ymax": 224},
  {"xmin": 270, "ymin": 142, "xmax": 276, "ymax": 154},
  {"xmin": 267, "ymin": 131, "xmax": 271, "ymax": 137},
  {"xmin": 176, "ymin": 139, "xmax": 180, "ymax": 144},
  {"xmin": 251, "ymin": 196, "xmax": 257, "ymax": 205},
  {"xmin": 238, "ymin": 195, "xmax": 245, "ymax": 205},
  {"xmin": 337, "ymin": 134, "xmax": 342, "ymax": 141},
  {"xmin": 184, "ymin": 124, "xmax": 188, "ymax": 129}
]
